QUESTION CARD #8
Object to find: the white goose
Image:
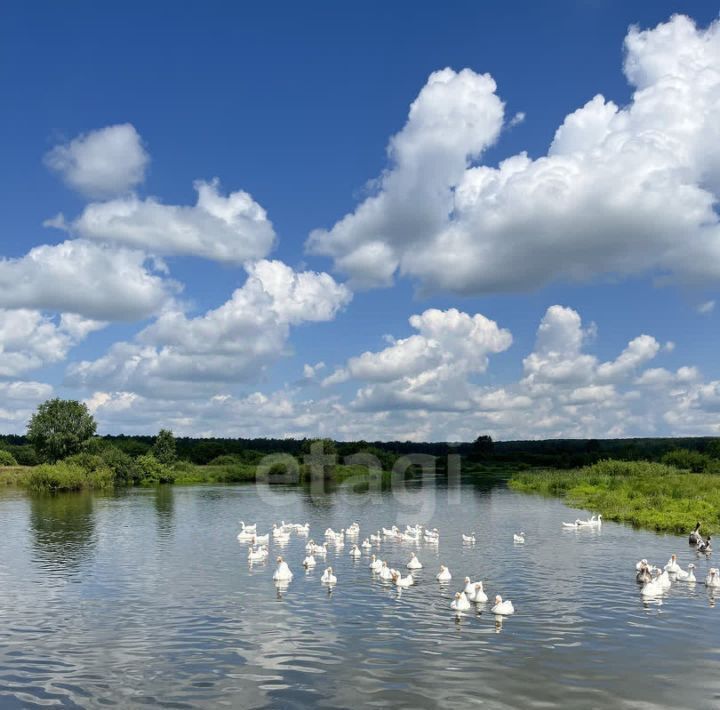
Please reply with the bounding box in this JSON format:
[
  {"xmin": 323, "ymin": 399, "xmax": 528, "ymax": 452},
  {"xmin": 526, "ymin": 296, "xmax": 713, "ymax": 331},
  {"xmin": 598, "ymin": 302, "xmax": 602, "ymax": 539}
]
[
  {"xmin": 303, "ymin": 554, "xmax": 316, "ymax": 568},
  {"xmin": 469, "ymin": 582, "xmax": 488, "ymax": 603},
  {"xmin": 676, "ymin": 563, "xmax": 696, "ymax": 582},
  {"xmin": 369, "ymin": 555, "xmax": 383, "ymax": 573},
  {"xmin": 248, "ymin": 547, "xmax": 267, "ymax": 562},
  {"xmin": 272, "ymin": 556, "xmax": 293, "ymax": 582},
  {"xmin": 491, "ymin": 595, "xmax": 514, "ymax": 615},
  {"xmin": 407, "ymin": 553, "xmax": 423, "ymax": 570},
  {"xmin": 706, "ymin": 568, "xmax": 720, "ymax": 588},
  {"xmin": 370, "ymin": 531, "xmax": 382, "ymax": 543},
  {"xmin": 436, "ymin": 565, "xmax": 452, "ymax": 582},
  {"xmin": 349, "ymin": 545, "xmax": 362, "ymax": 558},
  {"xmin": 237, "ymin": 529, "xmax": 255, "ymax": 542},
  {"xmin": 664, "ymin": 554, "xmax": 682, "ymax": 574},
  {"xmin": 451, "ymin": 592, "xmax": 472, "ymax": 612},
  {"xmin": 392, "ymin": 571, "xmax": 414, "ymax": 588},
  {"xmin": 239, "ymin": 521, "xmax": 257, "ymax": 534},
  {"xmin": 463, "ymin": 577, "xmax": 475, "ymax": 595},
  {"xmin": 462, "ymin": 533, "xmax": 476, "ymax": 543},
  {"xmin": 312, "ymin": 543, "xmax": 329, "ymax": 556},
  {"xmin": 321, "ymin": 567, "xmax": 337, "ymax": 585},
  {"xmin": 361, "ymin": 538, "xmax": 372, "ymax": 549},
  {"xmin": 379, "ymin": 562, "xmax": 393, "ymax": 581},
  {"xmin": 305, "ymin": 539, "xmax": 316, "ymax": 553},
  {"xmin": 513, "ymin": 532, "xmax": 526, "ymax": 544},
  {"xmin": 641, "ymin": 571, "xmax": 664, "ymax": 598}
]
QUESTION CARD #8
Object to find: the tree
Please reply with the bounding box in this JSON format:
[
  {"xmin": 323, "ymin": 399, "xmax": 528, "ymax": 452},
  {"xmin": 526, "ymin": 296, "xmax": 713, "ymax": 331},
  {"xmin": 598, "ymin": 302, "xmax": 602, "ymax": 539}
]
[
  {"xmin": 27, "ymin": 398, "xmax": 97, "ymax": 463},
  {"xmin": 301, "ymin": 438, "xmax": 337, "ymax": 479},
  {"xmin": 152, "ymin": 429, "xmax": 177, "ymax": 465},
  {"xmin": 472, "ymin": 435, "xmax": 494, "ymax": 458}
]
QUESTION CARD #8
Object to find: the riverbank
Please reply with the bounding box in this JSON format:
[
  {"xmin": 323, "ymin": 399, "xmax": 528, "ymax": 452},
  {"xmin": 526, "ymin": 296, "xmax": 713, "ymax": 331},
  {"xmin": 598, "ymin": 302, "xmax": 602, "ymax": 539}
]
[{"xmin": 508, "ymin": 459, "xmax": 720, "ymax": 534}]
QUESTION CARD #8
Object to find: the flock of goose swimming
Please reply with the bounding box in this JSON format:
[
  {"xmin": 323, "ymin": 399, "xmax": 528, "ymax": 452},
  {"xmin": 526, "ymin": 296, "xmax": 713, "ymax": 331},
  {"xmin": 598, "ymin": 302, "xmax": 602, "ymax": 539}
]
[
  {"xmin": 236, "ymin": 520, "xmax": 518, "ymax": 616},
  {"xmin": 634, "ymin": 521, "xmax": 717, "ymax": 601},
  {"xmin": 238, "ymin": 514, "xmax": 717, "ymax": 616}
]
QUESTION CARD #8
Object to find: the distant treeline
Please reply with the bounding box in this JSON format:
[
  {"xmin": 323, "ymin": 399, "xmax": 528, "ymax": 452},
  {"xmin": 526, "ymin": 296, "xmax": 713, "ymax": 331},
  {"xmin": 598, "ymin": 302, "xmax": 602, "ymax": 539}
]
[{"xmin": 3, "ymin": 432, "xmax": 720, "ymax": 469}]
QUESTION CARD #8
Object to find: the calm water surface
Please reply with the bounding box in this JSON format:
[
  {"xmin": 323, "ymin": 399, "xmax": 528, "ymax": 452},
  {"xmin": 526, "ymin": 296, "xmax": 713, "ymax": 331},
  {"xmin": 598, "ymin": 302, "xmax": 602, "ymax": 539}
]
[{"xmin": 1, "ymin": 481, "xmax": 719, "ymax": 709}]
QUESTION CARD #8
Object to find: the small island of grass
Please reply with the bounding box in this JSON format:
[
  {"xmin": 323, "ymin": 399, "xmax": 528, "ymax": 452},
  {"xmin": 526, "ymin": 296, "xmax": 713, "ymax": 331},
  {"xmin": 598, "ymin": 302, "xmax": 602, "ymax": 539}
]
[{"xmin": 509, "ymin": 459, "xmax": 720, "ymax": 535}]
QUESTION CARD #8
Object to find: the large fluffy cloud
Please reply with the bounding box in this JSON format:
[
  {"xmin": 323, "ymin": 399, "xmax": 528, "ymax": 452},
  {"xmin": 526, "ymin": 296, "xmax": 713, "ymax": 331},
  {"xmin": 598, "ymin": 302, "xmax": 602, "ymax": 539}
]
[
  {"xmin": 308, "ymin": 15, "xmax": 720, "ymax": 293},
  {"xmin": 308, "ymin": 68, "xmax": 505, "ymax": 287},
  {"xmin": 0, "ymin": 240, "xmax": 178, "ymax": 321},
  {"xmin": 323, "ymin": 307, "xmax": 513, "ymax": 411},
  {"xmin": 66, "ymin": 260, "xmax": 351, "ymax": 397},
  {"xmin": 0, "ymin": 310, "xmax": 105, "ymax": 377},
  {"xmin": 44, "ymin": 124, "xmax": 149, "ymax": 198},
  {"xmin": 68, "ymin": 178, "xmax": 276, "ymax": 263}
]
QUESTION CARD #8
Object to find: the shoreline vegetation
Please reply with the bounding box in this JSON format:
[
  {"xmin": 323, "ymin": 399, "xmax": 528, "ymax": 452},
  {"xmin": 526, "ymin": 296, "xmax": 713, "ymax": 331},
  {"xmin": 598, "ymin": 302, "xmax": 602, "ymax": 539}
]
[
  {"xmin": 2, "ymin": 399, "xmax": 720, "ymax": 538},
  {"xmin": 508, "ymin": 459, "xmax": 720, "ymax": 535}
]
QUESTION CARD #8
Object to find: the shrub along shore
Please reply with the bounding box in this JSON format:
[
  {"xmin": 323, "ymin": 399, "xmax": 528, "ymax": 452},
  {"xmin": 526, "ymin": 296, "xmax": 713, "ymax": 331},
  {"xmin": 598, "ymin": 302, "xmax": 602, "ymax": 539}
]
[{"xmin": 508, "ymin": 459, "xmax": 720, "ymax": 535}]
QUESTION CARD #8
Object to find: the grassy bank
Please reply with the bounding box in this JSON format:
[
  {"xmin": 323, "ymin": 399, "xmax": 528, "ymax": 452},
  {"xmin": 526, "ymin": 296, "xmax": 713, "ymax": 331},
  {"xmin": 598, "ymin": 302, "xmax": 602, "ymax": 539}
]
[{"xmin": 509, "ymin": 459, "xmax": 720, "ymax": 534}]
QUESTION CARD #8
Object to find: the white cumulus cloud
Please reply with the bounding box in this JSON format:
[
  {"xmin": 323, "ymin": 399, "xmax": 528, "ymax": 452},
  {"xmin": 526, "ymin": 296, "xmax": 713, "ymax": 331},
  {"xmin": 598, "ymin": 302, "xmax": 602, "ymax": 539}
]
[
  {"xmin": 0, "ymin": 240, "xmax": 178, "ymax": 321},
  {"xmin": 307, "ymin": 16, "xmax": 720, "ymax": 294},
  {"xmin": 45, "ymin": 123, "xmax": 149, "ymax": 198}
]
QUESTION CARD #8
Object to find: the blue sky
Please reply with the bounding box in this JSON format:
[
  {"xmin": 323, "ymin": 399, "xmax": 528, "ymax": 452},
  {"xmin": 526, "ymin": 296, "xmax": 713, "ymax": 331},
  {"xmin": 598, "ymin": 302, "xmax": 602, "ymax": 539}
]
[{"xmin": 1, "ymin": 1, "xmax": 719, "ymax": 440}]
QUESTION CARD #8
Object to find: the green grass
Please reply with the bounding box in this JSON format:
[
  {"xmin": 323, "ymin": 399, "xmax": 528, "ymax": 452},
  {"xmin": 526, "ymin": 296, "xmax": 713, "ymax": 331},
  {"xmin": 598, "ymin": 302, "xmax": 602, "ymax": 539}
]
[
  {"xmin": 172, "ymin": 462, "xmax": 259, "ymax": 484},
  {"xmin": 0, "ymin": 466, "xmax": 33, "ymax": 486},
  {"xmin": 508, "ymin": 459, "xmax": 720, "ymax": 534},
  {"xmin": 26, "ymin": 462, "xmax": 114, "ymax": 493}
]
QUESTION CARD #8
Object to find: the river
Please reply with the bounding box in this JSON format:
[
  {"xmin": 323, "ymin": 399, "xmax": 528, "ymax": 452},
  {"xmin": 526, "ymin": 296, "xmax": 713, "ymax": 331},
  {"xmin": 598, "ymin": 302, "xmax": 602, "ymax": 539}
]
[{"xmin": 0, "ymin": 480, "xmax": 718, "ymax": 709}]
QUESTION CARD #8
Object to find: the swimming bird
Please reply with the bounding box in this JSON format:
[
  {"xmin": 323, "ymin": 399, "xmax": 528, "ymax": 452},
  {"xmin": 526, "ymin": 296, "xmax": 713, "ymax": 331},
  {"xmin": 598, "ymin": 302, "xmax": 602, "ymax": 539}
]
[
  {"xmin": 349, "ymin": 544, "xmax": 362, "ymax": 558},
  {"xmin": 636, "ymin": 562, "xmax": 652, "ymax": 585},
  {"xmin": 676, "ymin": 563, "xmax": 696, "ymax": 582},
  {"xmin": 312, "ymin": 543, "xmax": 329, "ymax": 556},
  {"xmin": 641, "ymin": 571, "xmax": 665, "ymax": 598},
  {"xmin": 491, "ymin": 595, "xmax": 514, "ymax": 615},
  {"xmin": 370, "ymin": 531, "xmax": 382, "ymax": 543},
  {"xmin": 664, "ymin": 554, "xmax": 682, "ymax": 574},
  {"xmin": 361, "ymin": 538, "xmax": 372, "ymax": 549},
  {"xmin": 321, "ymin": 567, "xmax": 337, "ymax": 585},
  {"xmin": 272, "ymin": 556, "xmax": 293, "ymax": 582},
  {"xmin": 436, "ymin": 565, "xmax": 452, "ymax": 582},
  {"xmin": 706, "ymin": 568, "xmax": 720, "ymax": 588},
  {"xmin": 689, "ymin": 522, "xmax": 702, "ymax": 545},
  {"xmin": 407, "ymin": 553, "xmax": 422, "ymax": 570},
  {"xmin": 462, "ymin": 533, "xmax": 476, "ymax": 543},
  {"xmin": 379, "ymin": 562, "xmax": 393, "ymax": 581},
  {"xmin": 698, "ymin": 536, "xmax": 713, "ymax": 554},
  {"xmin": 370, "ymin": 555, "xmax": 383, "ymax": 573},
  {"xmin": 239, "ymin": 521, "xmax": 257, "ymax": 534},
  {"xmin": 305, "ymin": 539, "xmax": 316, "ymax": 552},
  {"xmin": 237, "ymin": 529, "xmax": 255, "ymax": 542},
  {"xmin": 463, "ymin": 577, "xmax": 475, "ymax": 595},
  {"xmin": 451, "ymin": 592, "xmax": 472, "ymax": 612},
  {"xmin": 392, "ymin": 571, "xmax": 414, "ymax": 588},
  {"xmin": 469, "ymin": 582, "xmax": 488, "ymax": 603},
  {"xmin": 562, "ymin": 519, "xmax": 582, "ymax": 529},
  {"xmin": 513, "ymin": 532, "xmax": 526, "ymax": 544},
  {"xmin": 295, "ymin": 523, "xmax": 310, "ymax": 535},
  {"xmin": 248, "ymin": 546, "xmax": 267, "ymax": 562}
]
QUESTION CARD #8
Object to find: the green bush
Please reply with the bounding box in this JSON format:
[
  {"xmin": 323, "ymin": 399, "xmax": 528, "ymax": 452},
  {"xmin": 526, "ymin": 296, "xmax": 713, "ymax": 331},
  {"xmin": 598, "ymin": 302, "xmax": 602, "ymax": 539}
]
[
  {"xmin": 64, "ymin": 452, "xmax": 106, "ymax": 472},
  {"xmin": 6, "ymin": 445, "xmax": 39, "ymax": 466},
  {"xmin": 27, "ymin": 462, "xmax": 114, "ymax": 492},
  {"xmin": 99, "ymin": 446, "xmax": 141, "ymax": 485},
  {"xmin": 207, "ymin": 454, "xmax": 244, "ymax": 466},
  {"xmin": 0, "ymin": 449, "xmax": 18, "ymax": 466},
  {"xmin": 136, "ymin": 453, "xmax": 176, "ymax": 484},
  {"xmin": 661, "ymin": 448, "xmax": 713, "ymax": 473}
]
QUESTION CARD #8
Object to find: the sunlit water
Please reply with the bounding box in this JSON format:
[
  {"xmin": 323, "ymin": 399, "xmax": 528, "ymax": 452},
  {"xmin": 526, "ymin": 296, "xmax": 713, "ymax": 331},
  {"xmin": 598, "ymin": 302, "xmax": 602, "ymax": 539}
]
[{"xmin": 1, "ymin": 480, "xmax": 719, "ymax": 709}]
